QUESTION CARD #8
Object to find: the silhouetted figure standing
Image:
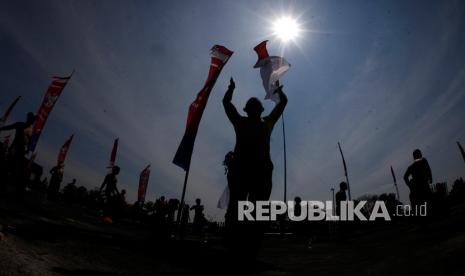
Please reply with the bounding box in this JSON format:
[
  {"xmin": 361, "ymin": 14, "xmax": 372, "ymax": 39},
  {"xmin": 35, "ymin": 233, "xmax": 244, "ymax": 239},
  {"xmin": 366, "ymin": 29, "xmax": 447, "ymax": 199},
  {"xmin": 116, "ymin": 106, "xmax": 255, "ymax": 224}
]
[
  {"xmin": 0, "ymin": 112, "xmax": 36, "ymax": 197},
  {"xmin": 223, "ymin": 77, "xmax": 287, "ymax": 266},
  {"xmin": 99, "ymin": 166, "xmax": 121, "ymax": 217},
  {"xmin": 47, "ymin": 162, "xmax": 64, "ymax": 201},
  {"xmin": 223, "ymin": 78, "xmax": 287, "ymax": 218},
  {"xmin": 403, "ymin": 149, "xmax": 432, "ymax": 210},
  {"xmin": 335, "ymin": 182, "xmax": 348, "ymax": 216},
  {"xmin": 190, "ymin": 198, "xmax": 205, "ymax": 234}
]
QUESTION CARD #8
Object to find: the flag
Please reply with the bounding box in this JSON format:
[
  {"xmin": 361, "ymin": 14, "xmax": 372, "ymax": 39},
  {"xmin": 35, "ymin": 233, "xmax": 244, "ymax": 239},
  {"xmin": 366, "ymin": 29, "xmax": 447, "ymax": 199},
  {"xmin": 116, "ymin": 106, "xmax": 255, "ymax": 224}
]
[
  {"xmin": 338, "ymin": 142, "xmax": 351, "ymax": 200},
  {"xmin": 391, "ymin": 165, "xmax": 400, "ymax": 200},
  {"xmin": 458, "ymin": 141, "xmax": 465, "ymax": 164},
  {"xmin": 57, "ymin": 134, "xmax": 74, "ymax": 164},
  {"xmin": 173, "ymin": 45, "xmax": 233, "ymax": 170},
  {"xmin": 138, "ymin": 165, "xmax": 151, "ymax": 202},
  {"xmin": 29, "ymin": 74, "xmax": 72, "ymax": 152},
  {"xmin": 390, "ymin": 166, "xmax": 397, "ymax": 184},
  {"xmin": 109, "ymin": 138, "xmax": 119, "ymax": 168},
  {"xmin": 0, "ymin": 96, "xmax": 21, "ymax": 126},
  {"xmin": 253, "ymin": 40, "xmax": 291, "ymax": 103}
]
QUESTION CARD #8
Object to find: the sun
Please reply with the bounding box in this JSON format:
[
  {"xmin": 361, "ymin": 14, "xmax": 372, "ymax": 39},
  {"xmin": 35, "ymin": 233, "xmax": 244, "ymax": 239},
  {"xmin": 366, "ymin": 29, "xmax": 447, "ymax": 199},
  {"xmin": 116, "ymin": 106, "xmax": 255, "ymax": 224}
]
[{"xmin": 272, "ymin": 16, "xmax": 302, "ymax": 43}]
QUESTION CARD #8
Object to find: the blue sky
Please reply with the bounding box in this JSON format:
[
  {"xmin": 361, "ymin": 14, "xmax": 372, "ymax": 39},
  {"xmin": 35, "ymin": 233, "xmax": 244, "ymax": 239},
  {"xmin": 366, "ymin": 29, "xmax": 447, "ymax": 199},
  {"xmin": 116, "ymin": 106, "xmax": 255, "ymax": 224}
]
[{"xmin": 1, "ymin": 0, "xmax": 464, "ymax": 220}]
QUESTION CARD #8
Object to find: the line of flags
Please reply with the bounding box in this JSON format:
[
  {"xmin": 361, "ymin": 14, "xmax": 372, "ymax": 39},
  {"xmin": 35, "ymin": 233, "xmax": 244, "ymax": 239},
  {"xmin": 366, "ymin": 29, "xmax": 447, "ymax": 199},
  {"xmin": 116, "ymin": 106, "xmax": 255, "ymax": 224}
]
[{"xmin": 1, "ymin": 42, "xmax": 464, "ymax": 209}]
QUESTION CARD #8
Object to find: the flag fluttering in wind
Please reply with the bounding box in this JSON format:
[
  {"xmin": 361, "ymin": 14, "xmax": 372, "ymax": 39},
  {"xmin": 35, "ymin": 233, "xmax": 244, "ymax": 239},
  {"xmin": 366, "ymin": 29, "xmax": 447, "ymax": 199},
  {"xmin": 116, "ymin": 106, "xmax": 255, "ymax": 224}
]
[
  {"xmin": 338, "ymin": 142, "xmax": 352, "ymax": 200},
  {"xmin": 390, "ymin": 165, "xmax": 400, "ymax": 201},
  {"xmin": 458, "ymin": 141, "xmax": 465, "ymax": 164},
  {"xmin": 253, "ymin": 40, "xmax": 291, "ymax": 103},
  {"xmin": 29, "ymin": 74, "xmax": 73, "ymax": 152},
  {"xmin": 57, "ymin": 134, "xmax": 74, "ymax": 165},
  {"xmin": 109, "ymin": 138, "xmax": 119, "ymax": 168},
  {"xmin": 173, "ymin": 45, "xmax": 233, "ymax": 171},
  {"xmin": 0, "ymin": 96, "xmax": 21, "ymax": 126},
  {"xmin": 138, "ymin": 165, "xmax": 151, "ymax": 203}
]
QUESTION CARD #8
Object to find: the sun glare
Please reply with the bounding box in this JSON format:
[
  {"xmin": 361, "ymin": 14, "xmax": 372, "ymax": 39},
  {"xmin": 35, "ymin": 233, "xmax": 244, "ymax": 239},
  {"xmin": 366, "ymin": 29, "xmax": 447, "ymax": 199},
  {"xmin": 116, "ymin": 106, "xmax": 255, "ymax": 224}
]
[{"xmin": 272, "ymin": 16, "xmax": 301, "ymax": 43}]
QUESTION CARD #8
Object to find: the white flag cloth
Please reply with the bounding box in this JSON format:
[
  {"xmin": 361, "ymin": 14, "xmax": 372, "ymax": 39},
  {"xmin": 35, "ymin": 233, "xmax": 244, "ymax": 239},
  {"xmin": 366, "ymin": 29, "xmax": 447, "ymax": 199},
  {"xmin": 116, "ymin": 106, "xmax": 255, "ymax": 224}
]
[
  {"xmin": 217, "ymin": 186, "xmax": 230, "ymax": 209},
  {"xmin": 253, "ymin": 40, "xmax": 291, "ymax": 103}
]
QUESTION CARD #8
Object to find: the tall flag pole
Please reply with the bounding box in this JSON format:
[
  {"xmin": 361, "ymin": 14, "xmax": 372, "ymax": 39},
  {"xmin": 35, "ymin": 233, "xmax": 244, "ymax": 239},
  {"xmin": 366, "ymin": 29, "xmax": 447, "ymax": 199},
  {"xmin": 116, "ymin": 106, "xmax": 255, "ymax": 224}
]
[
  {"xmin": 0, "ymin": 96, "xmax": 21, "ymax": 126},
  {"xmin": 457, "ymin": 141, "xmax": 465, "ymax": 165},
  {"xmin": 390, "ymin": 165, "xmax": 401, "ymax": 201},
  {"xmin": 253, "ymin": 40, "xmax": 291, "ymax": 202},
  {"xmin": 173, "ymin": 45, "xmax": 233, "ymax": 223},
  {"xmin": 57, "ymin": 134, "xmax": 74, "ymax": 165},
  {"xmin": 29, "ymin": 73, "xmax": 73, "ymax": 152},
  {"xmin": 109, "ymin": 138, "xmax": 119, "ymax": 168},
  {"xmin": 338, "ymin": 142, "xmax": 352, "ymax": 200},
  {"xmin": 138, "ymin": 165, "xmax": 151, "ymax": 203}
]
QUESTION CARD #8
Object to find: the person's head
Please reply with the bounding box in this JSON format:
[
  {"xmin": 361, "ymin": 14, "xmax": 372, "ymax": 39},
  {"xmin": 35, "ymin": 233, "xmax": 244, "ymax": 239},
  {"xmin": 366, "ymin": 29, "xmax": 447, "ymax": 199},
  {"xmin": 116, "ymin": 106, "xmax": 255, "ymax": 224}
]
[
  {"xmin": 339, "ymin": 181, "xmax": 348, "ymax": 191},
  {"xmin": 112, "ymin": 166, "xmax": 120, "ymax": 175},
  {"xmin": 413, "ymin": 149, "xmax": 422, "ymax": 160},
  {"xmin": 243, "ymin": 97, "xmax": 264, "ymax": 118},
  {"xmin": 195, "ymin": 198, "xmax": 201, "ymax": 205},
  {"xmin": 72, "ymin": 178, "xmax": 76, "ymax": 183},
  {"xmin": 58, "ymin": 161, "xmax": 64, "ymax": 168},
  {"xmin": 121, "ymin": 189, "xmax": 126, "ymax": 195},
  {"xmin": 294, "ymin": 196, "xmax": 301, "ymax": 203},
  {"xmin": 160, "ymin": 196, "xmax": 165, "ymax": 201},
  {"xmin": 26, "ymin": 112, "xmax": 36, "ymax": 124}
]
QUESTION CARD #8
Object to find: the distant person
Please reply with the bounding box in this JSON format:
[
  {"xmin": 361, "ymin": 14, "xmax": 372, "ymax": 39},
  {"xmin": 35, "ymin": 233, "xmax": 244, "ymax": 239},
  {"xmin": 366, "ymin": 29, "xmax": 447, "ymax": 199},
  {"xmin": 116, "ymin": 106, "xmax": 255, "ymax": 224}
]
[
  {"xmin": 223, "ymin": 77, "xmax": 287, "ymax": 222},
  {"xmin": 99, "ymin": 166, "xmax": 121, "ymax": 200},
  {"xmin": 47, "ymin": 162, "xmax": 64, "ymax": 201},
  {"xmin": 403, "ymin": 149, "xmax": 432, "ymax": 209},
  {"xmin": 0, "ymin": 112, "xmax": 36, "ymax": 197},
  {"xmin": 294, "ymin": 196, "xmax": 302, "ymax": 217},
  {"xmin": 0, "ymin": 112, "xmax": 36, "ymax": 161},
  {"xmin": 335, "ymin": 182, "xmax": 348, "ymax": 216},
  {"xmin": 99, "ymin": 166, "xmax": 121, "ymax": 218},
  {"xmin": 190, "ymin": 198, "xmax": 205, "ymax": 234}
]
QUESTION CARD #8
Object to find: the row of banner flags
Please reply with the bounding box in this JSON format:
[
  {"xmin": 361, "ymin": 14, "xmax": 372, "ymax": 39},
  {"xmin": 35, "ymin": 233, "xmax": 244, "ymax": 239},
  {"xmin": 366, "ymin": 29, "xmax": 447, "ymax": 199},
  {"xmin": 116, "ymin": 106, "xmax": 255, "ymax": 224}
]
[{"xmin": 2, "ymin": 40, "xmax": 465, "ymax": 209}]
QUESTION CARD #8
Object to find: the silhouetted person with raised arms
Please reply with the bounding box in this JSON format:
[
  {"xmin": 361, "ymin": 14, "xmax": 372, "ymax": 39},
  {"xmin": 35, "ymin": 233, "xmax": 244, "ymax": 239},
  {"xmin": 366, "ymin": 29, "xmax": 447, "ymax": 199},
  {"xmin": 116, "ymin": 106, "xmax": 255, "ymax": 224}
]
[
  {"xmin": 47, "ymin": 161, "xmax": 64, "ymax": 201},
  {"xmin": 404, "ymin": 149, "xmax": 432, "ymax": 210},
  {"xmin": 223, "ymin": 77, "xmax": 287, "ymax": 267},
  {"xmin": 335, "ymin": 182, "xmax": 348, "ymax": 216},
  {"xmin": 0, "ymin": 112, "xmax": 36, "ymax": 197}
]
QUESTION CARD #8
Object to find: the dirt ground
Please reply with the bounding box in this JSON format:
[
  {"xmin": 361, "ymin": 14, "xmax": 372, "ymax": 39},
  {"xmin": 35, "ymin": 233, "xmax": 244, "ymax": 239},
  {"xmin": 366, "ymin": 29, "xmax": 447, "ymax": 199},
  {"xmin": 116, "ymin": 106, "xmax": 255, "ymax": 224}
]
[{"xmin": 1, "ymin": 200, "xmax": 465, "ymax": 276}]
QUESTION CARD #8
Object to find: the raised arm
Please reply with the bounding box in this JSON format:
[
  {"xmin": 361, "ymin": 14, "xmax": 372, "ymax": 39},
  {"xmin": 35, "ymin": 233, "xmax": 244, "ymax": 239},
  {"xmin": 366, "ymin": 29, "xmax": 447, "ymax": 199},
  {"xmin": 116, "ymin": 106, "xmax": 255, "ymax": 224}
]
[
  {"xmin": 0, "ymin": 122, "xmax": 20, "ymax": 132},
  {"xmin": 222, "ymin": 78, "xmax": 240, "ymax": 125},
  {"xmin": 267, "ymin": 86, "xmax": 288, "ymax": 126}
]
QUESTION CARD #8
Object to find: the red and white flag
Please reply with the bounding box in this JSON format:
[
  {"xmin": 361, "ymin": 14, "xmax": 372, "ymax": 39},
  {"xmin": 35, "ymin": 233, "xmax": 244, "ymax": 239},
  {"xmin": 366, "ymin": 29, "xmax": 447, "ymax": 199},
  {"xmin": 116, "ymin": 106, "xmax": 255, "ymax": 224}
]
[
  {"xmin": 109, "ymin": 138, "xmax": 119, "ymax": 168},
  {"xmin": 0, "ymin": 96, "xmax": 21, "ymax": 126},
  {"xmin": 57, "ymin": 134, "xmax": 74, "ymax": 164},
  {"xmin": 29, "ymin": 74, "xmax": 73, "ymax": 152},
  {"xmin": 138, "ymin": 165, "xmax": 151, "ymax": 202},
  {"xmin": 253, "ymin": 40, "xmax": 291, "ymax": 103},
  {"xmin": 173, "ymin": 45, "xmax": 233, "ymax": 170}
]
